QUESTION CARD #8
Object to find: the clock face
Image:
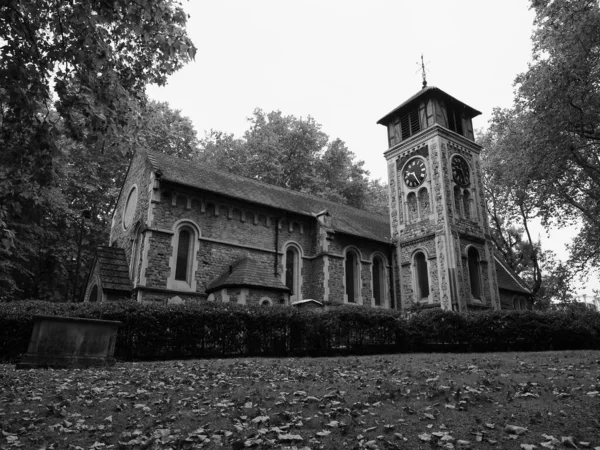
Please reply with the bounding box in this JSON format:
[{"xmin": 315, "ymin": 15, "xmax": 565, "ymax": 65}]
[
  {"xmin": 403, "ymin": 158, "xmax": 427, "ymax": 188},
  {"xmin": 452, "ymin": 155, "xmax": 470, "ymax": 187}
]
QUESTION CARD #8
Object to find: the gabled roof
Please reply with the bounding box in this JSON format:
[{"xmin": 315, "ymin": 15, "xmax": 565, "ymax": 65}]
[
  {"xmin": 377, "ymin": 86, "xmax": 482, "ymax": 126},
  {"xmin": 206, "ymin": 257, "xmax": 289, "ymax": 293},
  {"xmin": 95, "ymin": 246, "xmax": 132, "ymax": 293},
  {"xmin": 141, "ymin": 151, "xmax": 531, "ymax": 297},
  {"xmin": 494, "ymin": 255, "xmax": 532, "ymax": 295},
  {"xmin": 145, "ymin": 150, "xmax": 391, "ymax": 243}
]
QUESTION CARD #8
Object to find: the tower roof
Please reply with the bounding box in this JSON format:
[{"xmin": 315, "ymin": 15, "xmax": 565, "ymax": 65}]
[{"xmin": 377, "ymin": 86, "xmax": 481, "ymax": 127}]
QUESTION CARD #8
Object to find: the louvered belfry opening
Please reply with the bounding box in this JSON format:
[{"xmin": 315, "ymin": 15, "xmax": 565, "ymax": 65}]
[{"xmin": 399, "ymin": 108, "xmax": 421, "ymax": 141}]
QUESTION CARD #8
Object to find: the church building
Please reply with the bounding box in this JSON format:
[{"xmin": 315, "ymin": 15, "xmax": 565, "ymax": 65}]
[{"xmin": 83, "ymin": 86, "xmax": 532, "ymax": 311}]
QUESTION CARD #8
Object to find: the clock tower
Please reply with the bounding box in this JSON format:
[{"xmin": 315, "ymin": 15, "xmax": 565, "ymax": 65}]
[{"xmin": 378, "ymin": 86, "xmax": 500, "ymax": 312}]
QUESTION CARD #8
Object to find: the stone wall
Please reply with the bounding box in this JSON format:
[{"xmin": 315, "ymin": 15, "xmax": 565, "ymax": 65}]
[
  {"xmin": 324, "ymin": 233, "xmax": 392, "ymax": 307},
  {"xmin": 109, "ymin": 151, "xmax": 154, "ymax": 287},
  {"xmin": 114, "ymin": 167, "xmax": 397, "ymax": 306}
]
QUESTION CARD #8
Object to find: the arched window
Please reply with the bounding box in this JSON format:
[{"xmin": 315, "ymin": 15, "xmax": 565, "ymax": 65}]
[
  {"xmin": 463, "ymin": 190, "xmax": 471, "ymax": 220},
  {"xmin": 130, "ymin": 225, "xmax": 142, "ymax": 284},
  {"xmin": 521, "ymin": 298, "xmax": 528, "ymax": 310},
  {"xmin": 175, "ymin": 229, "xmax": 191, "ymax": 281},
  {"xmin": 454, "ymin": 186, "xmax": 462, "ymax": 217},
  {"xmin": 407, "ymin": 192, "xmax": 418, "ymax": 223},
  {"xmin": 468, "ymin": 247, "xmax": 482, "ymax": 300},
  {"xmin": 372, "ymin": 256, "xmax": 385, "ymax": 307},
  {"xmin": 90, "ymin": 285, "xmax": 99, "ymax": 303},
  {"xmin": 418, "ymin": 188, "xmax": 430, "ymax": 217},
  {"xmin": 413, "ymin": 251, "xmax": 430, "ymax": 300},
  {"xmin": 168, "ymin": 222, "xmax": 199, "ymax": 291},
  {"xmin": 284, "ymin": 244, "xmax": 301, "ymax": 301},
  {"xmin": 345, "ymin": 249, "xmax": 360, "ymax": 303}
]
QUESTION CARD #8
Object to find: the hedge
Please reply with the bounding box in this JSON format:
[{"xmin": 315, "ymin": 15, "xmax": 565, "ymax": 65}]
[{"xmin": 1, "ymin": 301, "xmax": 599, "ymax": 362}]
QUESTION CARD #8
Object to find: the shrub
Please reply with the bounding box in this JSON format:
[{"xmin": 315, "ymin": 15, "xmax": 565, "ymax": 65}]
[{"xmin": 0, "ymin": 301, "xmax": 598, "ymax": 362}]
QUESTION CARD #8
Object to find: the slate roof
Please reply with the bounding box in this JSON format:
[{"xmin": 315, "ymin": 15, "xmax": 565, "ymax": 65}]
[
  {"xmin": 494, "ymin": 256, "xmax": 532, "ymax": 295},
  {"xmin": 377, "ymin": 86, "xmax": 482, "ymax": 126},
  {"xmin": 96, "ymin": 246, "xmax": 132, "ymax": 293},
  {"xmin": 206, "ymin": 257, "xmax": 290, "ymax": 293},
  {"xmin": 145, "ymin": 150, "xmax": 391, "ymax": 243}
]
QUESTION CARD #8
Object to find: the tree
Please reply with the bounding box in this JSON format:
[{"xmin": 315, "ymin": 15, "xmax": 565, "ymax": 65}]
[
  {"xmin": 0, "ymin": 99, "xmax": 200, "ymax": 301},
  {"xmin": 501, "ymin": 0, "xmax": 600, "ymax": 275},
  {"xmin": 534, "ymin": 253, "xmax": 577, "ymax": 309},
  {"xmin": 198, "ymin": 109, "xmax": 386, "ymax": 213},
  {"xmin": 0, "ymin": 1, "xmax": 196, "ymax": 300},
  {"xmin": 478, "ymin": 117, "xmax": 544, "ymax": 297}
]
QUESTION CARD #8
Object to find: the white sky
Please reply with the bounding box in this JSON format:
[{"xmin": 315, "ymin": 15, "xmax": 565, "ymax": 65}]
[{"xmin": 147, "ymin": 0, "xmax": 598, "ymax": 297}]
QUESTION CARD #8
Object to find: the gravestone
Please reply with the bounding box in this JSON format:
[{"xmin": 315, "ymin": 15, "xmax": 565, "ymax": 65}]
[
  {"xmin": 16, "ymin": 315, "xmax": 121, "ymax": 369},
  {"xmin": 167, "ymin": 295, "xmax": 184, "ymax": 305}
]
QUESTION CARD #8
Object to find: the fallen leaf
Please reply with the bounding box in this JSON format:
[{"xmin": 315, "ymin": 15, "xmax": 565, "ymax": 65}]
[
  {"xmin": 561, "ymin": 436, "xmax": 578, "ymax": 448},
  {"xmin": 505, "ymin": 424, "xmax": 528, "ymax": 435}
]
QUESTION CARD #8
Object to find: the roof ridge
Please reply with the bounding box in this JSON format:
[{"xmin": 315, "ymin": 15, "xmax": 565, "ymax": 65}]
[{"xmin": 144, "ymin": 150, "xmax": 388, "ymax": 221}]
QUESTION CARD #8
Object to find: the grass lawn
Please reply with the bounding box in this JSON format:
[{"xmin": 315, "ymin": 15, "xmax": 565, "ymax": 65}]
[{"xmin": 1, "ymin": 351, "xmax": 599, "ymax": 450}]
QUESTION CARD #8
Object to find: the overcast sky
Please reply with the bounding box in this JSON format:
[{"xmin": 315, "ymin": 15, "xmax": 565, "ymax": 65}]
[{"xmin": 147, "ymin": 0, "xmax": 598, "ymax": 297}]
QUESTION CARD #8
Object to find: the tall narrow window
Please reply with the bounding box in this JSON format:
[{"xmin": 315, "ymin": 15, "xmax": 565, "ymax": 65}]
[
  {"xmin": 407, "ymin": 192, "xmax": 418, "ymax": 223},
  {"xmin": 283, "ymin": 245, "xmax": 302, "ymax": 302},
  {"xmin": 521, "ymin": 298, "xmax": 528, "ymax": 310},
  {"xmin": 468, "ymin": 247, "xmax": 482, "ymax": 300},
  {"xmin": 130, "ymin": 226, "xmax": 142, "ymax": 283},
  {"xmin": 454, "ymin": 186, "xmax": 462, "ymax": 216},
  {"xmin": 463, "ymin": 190, "xmax": 471, "ymax": 220},
  {"xmin": 90, "ymin": 285, "xmax": 99, "ymax": 303},
  {"xmin": 285, "ymin": 248, "xmax": 295, "ymax": 293},
  {"xmin": 373, "ymin": 256, "xmax": 385, "ymax": 306},
  {"xmin": 414, "ymin": 252, "xmax": 429, "ymax": 300},
  {"xmin": 168, "ymin": 222, "xmax": 199, "ymax": 292},
  {"xmin": 418, "ymin": 188, "xmax": 430, "ymax": 217},
  {"xmin": 345, "ymin": 250, "xmax": 359, "ymax": 303},
  {"xmin": 175, "ymin": 229, "xmax": 191, "ymax": 281}
]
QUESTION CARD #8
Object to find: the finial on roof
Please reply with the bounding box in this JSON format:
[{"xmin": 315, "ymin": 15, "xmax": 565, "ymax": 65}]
[{"xmin": 420, "ymin": 54, "xmax": 427, "ymax": 89}]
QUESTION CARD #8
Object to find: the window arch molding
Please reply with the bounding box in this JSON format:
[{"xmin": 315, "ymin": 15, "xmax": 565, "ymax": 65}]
[
  {"xmin": 167, "ymin": 219, "xmax": 201, "ymax": 292},
  {"xmin": 86, "ymin": 274, "xmax": 102, "ymax": 303},
  {"xmin": 122, "ymin": 184, "xmax": 139, "ymax": 231},
  {"xmin": 281, "ymin": 241, "xmax": 303, "ymax": 303},
  {"xmin": 411, "ymin": 248, "xmax": 431, "ymax": 303},
  {"xmin": 371, "ymin": 252, "xmax": 388, "ymax": 308},
  {"xmin": 464, "ymin": 245, "xmax": 483, "ymax": 301},
  {"xmin": 343, "ymin": 246, "xmax": 362, "ymax": 305}
]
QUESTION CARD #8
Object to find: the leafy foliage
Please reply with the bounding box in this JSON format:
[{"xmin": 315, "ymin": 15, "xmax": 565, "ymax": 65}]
[
  {"xmin": 198, "ymin": 109, "xmax": 389, "ymax": 214},
  {"xmin": 479, "ymin": 121, "xmax": 543, "ymax": 297},
  {"xmin": 483, "ymin": 0, "xmax": 600, "ymax": 283},
  {"xmin": 0, "ymin": 99, "xmax": 200, "ymax": 301},
  {"xmin": 0, "ymin": 0, "xmax": 196, "ymax": 300}
]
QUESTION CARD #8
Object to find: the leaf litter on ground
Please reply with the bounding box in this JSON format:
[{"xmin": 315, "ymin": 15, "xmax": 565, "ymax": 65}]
[{"xmin": 0, "ymin": 351, "xmax": 599, "ymax": 449}]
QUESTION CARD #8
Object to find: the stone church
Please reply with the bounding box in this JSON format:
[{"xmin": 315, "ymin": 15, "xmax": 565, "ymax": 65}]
[{"xmin": 83, "ymin": 85, "xmax": 532, "ymax": 311}]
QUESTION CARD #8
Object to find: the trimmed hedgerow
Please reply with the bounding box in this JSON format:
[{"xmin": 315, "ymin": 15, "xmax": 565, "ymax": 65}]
[{"xmin": 1, "ymin": 301, "xmax": 599, "ymax": 362}]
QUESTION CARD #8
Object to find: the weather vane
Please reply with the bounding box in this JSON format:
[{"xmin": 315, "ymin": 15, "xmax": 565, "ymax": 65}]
[{"xmin": 417, "ymin": 54, "xmax": 429, "ymax": 89}]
